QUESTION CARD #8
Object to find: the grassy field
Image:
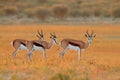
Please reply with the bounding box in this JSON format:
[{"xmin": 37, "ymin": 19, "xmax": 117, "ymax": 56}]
[{"xmin": 0, "ymin": 25, "xmax": 120, "ymax": 80}]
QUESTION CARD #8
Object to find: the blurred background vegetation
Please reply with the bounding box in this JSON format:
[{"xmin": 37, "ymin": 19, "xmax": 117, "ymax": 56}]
[{"xmin": 0, "ymin": 0, "xmax": 120, "ymax": 24}]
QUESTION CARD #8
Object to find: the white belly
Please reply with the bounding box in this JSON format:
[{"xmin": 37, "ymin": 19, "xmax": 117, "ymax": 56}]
[
  {"xmin": 68, "ymin": 44, "xmax": 80, "ymax": 51},
  {"xmin": 67, "ymin": 45, "xmax": 85, "ymax": 51},
  {"xmin": 19, "ymin": 44, "xmax": 27, "ymax": 50},
  {"xmin": 33, "ymin": 45, "xmax": 44, "ymax": 51}
]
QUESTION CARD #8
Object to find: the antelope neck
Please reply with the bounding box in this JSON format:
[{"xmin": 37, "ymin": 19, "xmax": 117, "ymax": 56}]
[
  {"xmin": 47, "ymin": 39, "xmax": 54, "ymax": 49},
  {"xmin": 85, "ymin": 41, "xmax": 91, "ymax": 49}
]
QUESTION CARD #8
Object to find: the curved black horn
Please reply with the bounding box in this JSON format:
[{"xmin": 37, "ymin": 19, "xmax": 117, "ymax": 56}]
[
  {"xmin": 36, "ymin": 34, "xmax": 40, "ymax": 38},
  {"xmin": 91, "ymin": 30, "xmax": 94, "ymax": 36},
  {"xmin": 37, "ymin": 30, "xmax": 42, "ymax": 36},
  {"xmin": 41, "ymin": 29, "xmax": 43, "ymax": 35},
  {"xmin": 86, "ymin": 30, "xmax": 89, "ymax": 36}
]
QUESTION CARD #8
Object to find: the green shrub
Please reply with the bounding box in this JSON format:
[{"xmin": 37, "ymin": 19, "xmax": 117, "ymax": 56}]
[
  {"xmin": 112, "ymin": 8, "xmax": 120, "ymax": 18},
  {"xmin": 37, "ymin": 0, "xmax": 47, "ymax": 3},
  {"xmin": 102, "ymin": 10, "xmax": 111, "ymax": 17},
  {"xmin": 11, "ymin": 74, "xmax": 19, "ymax": 80},
  {"xmin": 51, "ymin": 4, "xmax": 69, "ymax": 19},
  {"xmin": 10, "ymin": 73, "xmax": 26, "ymax": 80},
  {"xmin": 3, "ymin": 6, "xmax": 19, "ymax": 16},
  {"xmin": 0, "ymin": 0, "xmax": 17, "ymax": 2},
  {"xmin": 76, "ymin": 0, "xmax": 83, "ymax": 4},
  {"xmin": 0, "ymin": 9, "xmax": 5, "ymax": 16},
  {"xmin": 93, "ymin": 8, "xmax": 110, "ymax": 17},
  {"xmin": 80, "ymin": 9, "xmax": 92, "ymax": 17},
  {"xmin": 24, "ymin": 8, "xmax": 34, "ymax": 18},
  {"xmin": 51, "ymin": 73, "xmax": 70, "ymax": 80},
  {"xmin": 70, "ymin": 9, "xmax": 82, "ymax": 17}
]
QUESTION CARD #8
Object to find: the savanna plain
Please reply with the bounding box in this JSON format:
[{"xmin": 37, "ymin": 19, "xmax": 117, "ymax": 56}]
[{"xmin": 0, "ymin": 25, "xmax": 120, "ymax": 80}]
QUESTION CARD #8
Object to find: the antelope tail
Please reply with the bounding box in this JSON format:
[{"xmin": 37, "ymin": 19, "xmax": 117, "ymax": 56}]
[{"xmin": 10, "ymin": 41, "xmax": 13, "ymax": 46}]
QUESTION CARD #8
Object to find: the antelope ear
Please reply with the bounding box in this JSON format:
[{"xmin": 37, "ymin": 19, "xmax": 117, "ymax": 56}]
[
  {"xmin": 50, "ymin": 33, "xmax": 53, "ymax": 36},
  {"xmin": 93, "ymin": 34, "xmax": 96, "ymax": 38},
  {"xmin": 85, "ymin": 34, "xmax": 88, "ymax": 37}
]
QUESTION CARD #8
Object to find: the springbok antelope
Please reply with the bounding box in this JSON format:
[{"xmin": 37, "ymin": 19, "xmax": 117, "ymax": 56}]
[
  {"xmin": 12, "ymin": 30, "xmax": 44, "ymax": 57},
  {"xmin": 26, "ymin": 32, "xmax": 58, "ymax": 60},
  {"xmin": 60, "ymin": 31, "xmax": 96, "ymax": 61}
]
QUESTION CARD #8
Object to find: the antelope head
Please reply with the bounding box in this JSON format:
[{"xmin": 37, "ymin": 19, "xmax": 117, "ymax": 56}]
[
  {"xmin": 85, "ymin": 30, "xmax": 96, "ymax": 44},
  {"xmin": 50, "ymin": 32, "xmax": 58, "ymax": 44},
  {"xmin": 36, "ymin": 30, "xmax": 44, "ymax": 41}
]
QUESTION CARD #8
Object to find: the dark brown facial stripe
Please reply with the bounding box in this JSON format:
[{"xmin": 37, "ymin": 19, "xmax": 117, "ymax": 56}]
[
  {"xmin": 69, "ymin": 42, "xmax": 79, "ymax": 47},
  {"xmin": 33, "ymin": 42, "xmax": 44, "ymax": 48},
  {"xmin": 21, "ymin": 42, "xmax": 26, "ymax": 46}
]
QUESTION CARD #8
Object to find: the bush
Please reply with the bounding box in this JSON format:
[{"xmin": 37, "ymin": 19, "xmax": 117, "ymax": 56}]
[
  {"xmin": 93, "ymin": 8, "xmax": 110, "ymax": 17},
  {"xmin": 76, "ymin": 0, "xmax": 83, "ymax": 4},
  {"xmin": 0, "ymin": 0, "xmax": 17, "ymax": 2},
  {"xmin": 112, "ymin": 8, "xmax": 120, "ymax": 18},
  {"xmin": 34, "ymin": 7, "xmax": 49, "ymax": 20},
  {"xmin": 51, "ymin": 73, "xmax": 70, "ymax": 80},
  {"xmin": 102, "ymin": 10, "xmax": 111, "ymax": 17},
  {"xmin": 11, "ymin": 73, "xmax": 26, "ymax": 80},
  {"xmin": 37, "ymin": 0, "xmax": 47, "ymax": 3},
  {"xmin": 81, "ymin": 9, "xmax": 92, "ymax": 17},
  {"xmin": 51, "ymin": 4, "xmax": 69, "ymax": 19},
  {"xmin": 0, "ymin": 5, "xmax": 4, "ymax": 9},
  {"xmin": 0, "ymin": 9, "xmax": 5, "ymax": 16},
  {"xmin": 70, "ymin": 9, "xmax": 82, "ymax": 17},
  {"xmin": 93, "ymin": 8, "xmax": 101, "ymax": 17},
  {"xmin": 3, "ymin": 6, "xmax": 19, "ymax": 16},
  {"xmin": 24, "ymin": 8, "xmax": 34, "ymax": 18}
]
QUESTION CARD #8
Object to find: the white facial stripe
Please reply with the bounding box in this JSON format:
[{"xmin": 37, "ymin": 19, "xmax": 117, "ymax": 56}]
[
  {"xmin": 87, "ymin": 37, "xmax": 93, "ymax": 43},
  {"xmin": 52, "ymin": 38, "xmax": 58, "ymax": 44},
  {"xmin": 20, "ymin": 44, "xmax": 27, "ymax": 50}
]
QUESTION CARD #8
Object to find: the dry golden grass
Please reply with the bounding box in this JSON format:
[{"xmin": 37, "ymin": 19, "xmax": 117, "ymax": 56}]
[{"xmin": 0, "ymin": 24, "xmax": 120, "ymax": 80}]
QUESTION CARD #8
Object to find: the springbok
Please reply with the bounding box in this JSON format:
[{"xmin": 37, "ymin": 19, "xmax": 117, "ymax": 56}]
[
  {"xmin": 12, "ymin": 30, "xmax": 44, "ymax": 57},
  {"xmin": 26, "ymin": 32, "xmax": 58, "ymax": 60},
  {"xmin": 60, "ymin": 31, "xmax": 96, "ymax": 61}
]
